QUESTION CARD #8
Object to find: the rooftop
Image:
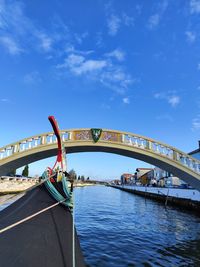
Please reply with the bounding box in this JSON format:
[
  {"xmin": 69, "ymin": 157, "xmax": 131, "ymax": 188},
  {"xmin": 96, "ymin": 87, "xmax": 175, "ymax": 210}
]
[{"xmin": 188, "ymin": 141, "xmax": 200, "ymax": 155}]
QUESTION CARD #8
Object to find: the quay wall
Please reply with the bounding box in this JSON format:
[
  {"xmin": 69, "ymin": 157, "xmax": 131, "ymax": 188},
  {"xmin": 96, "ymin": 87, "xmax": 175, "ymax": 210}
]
[
  {"xmin": 111, "ymin": 185, "xmax": 200, "ymax": 212},
  {"xmin": 0, "ymin": 177, "xmax": 38, "ymax": 195}
]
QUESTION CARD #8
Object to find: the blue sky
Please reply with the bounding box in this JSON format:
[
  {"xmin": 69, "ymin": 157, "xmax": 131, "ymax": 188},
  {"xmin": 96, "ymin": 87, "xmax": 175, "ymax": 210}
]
[{"xmin": 0, "ymin": 0, "xmax": 200, "ymax": 179}]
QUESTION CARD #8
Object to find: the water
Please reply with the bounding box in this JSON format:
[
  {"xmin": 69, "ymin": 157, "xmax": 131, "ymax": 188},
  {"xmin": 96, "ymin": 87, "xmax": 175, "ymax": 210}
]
[
  {"xmin": 0, "ymin": 193, "xmax": 24, "ymax": 212},
  {"xmin": 74, "ymin": 185, "xmax": 200, "ymax": 267}
]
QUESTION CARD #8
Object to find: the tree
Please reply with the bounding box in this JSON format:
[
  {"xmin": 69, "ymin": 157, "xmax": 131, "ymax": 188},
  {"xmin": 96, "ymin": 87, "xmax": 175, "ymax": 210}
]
[
  {"xmin": 78, "ymin": 175, "xmax": 81, "ymax": 180},
  {"xmin": 22, "ymin": 165, "xmax": 29, "ymax": 177},
  {"xmin": 68, "ymin": 169, "xmax": 77, "ymax": 180},
  {"xmin": 87, "ymin": 177, "xmax": 90, "ymax": 180},
  {"xmin": 81, "ymin": 175, "xmax": 85, "ymax": 181}
]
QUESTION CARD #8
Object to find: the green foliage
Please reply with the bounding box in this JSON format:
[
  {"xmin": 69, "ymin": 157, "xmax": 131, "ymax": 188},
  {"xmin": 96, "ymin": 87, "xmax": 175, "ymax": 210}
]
[
  {"xmin": 22, "ymin": 165, "xmax": 29, "ymax": 177},
  {"xmin": 68, "ymin": 169, "xmax": 77, "ymax": 180},
  {"xmin": 81, "ymin": 175, "xmax": 85, "ymax": 181}
]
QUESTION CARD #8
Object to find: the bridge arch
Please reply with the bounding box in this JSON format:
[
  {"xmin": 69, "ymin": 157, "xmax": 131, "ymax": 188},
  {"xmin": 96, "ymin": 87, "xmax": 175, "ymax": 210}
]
[{"xmin": 0, "ymin": 128, "xmax": 200, "ymax": 190}]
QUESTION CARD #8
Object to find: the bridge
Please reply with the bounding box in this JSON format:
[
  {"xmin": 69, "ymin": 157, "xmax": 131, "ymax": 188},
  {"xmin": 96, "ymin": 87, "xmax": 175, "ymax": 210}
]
[{"xmin": 0, "ymin": 128, "xmax": 200, "ymax": 190}]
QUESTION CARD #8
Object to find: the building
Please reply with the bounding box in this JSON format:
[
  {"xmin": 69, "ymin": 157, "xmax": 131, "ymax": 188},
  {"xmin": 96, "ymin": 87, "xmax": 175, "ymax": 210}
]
[
  {"xmin": 136, "ymin": 168, "xmax": 153, "ymax": 185},
  {"xmin": 153, "ymin": 166, "xmax": 187, "ymax": 187},
  {"xmin": 121, "ymin": 173, "xmax": 133, "ymax": 184},
  {"xmin": 153, "ymin": 167, "xmax": 168, "ymax": 180},
  {"xmin": 188, "ymin": 141, "xmax": 200, "ymax": 160}
]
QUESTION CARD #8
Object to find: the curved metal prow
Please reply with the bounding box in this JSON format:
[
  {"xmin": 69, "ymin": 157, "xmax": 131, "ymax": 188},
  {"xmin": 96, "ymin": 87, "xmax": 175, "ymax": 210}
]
[{"xmin": 48, "ymin": 116, "xmax": 67, "ymax": 180}]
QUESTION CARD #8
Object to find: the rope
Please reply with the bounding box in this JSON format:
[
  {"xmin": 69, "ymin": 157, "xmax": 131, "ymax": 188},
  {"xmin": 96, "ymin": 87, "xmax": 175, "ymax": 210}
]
[
  {"xmin": 0, "ymin": 199, "xmax": 65, "ymax": 234},
  {"xmin": 42, "ymin": 172, "xmax": 73, "ymax": 209},
  {"xmin": 72, "ymin": 191, "xmax": 75, "ymax": 267}
]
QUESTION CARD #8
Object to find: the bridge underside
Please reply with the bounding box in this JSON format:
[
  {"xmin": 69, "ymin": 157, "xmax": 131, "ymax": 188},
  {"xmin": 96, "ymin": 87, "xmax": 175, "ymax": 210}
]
[{"xmin": 1, "ymin": 144, "xmax": 200, "ymax": 191}]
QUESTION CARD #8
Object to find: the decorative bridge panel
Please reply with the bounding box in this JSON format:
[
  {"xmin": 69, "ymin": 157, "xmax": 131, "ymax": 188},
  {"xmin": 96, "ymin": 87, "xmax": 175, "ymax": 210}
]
[{"xmin": 72, "ymin": 130, "xmax": 121, "ymax": 142}]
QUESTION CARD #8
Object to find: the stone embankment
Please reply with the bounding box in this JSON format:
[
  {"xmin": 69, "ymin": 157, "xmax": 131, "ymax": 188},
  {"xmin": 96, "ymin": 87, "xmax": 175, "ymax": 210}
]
[
  {"xmin": 111, "ymin": 185, "xmax": 200, "ymax": 212},
  {"xmin": 0, "ymin": 177, "xmax": 39, "ymax": 195}
]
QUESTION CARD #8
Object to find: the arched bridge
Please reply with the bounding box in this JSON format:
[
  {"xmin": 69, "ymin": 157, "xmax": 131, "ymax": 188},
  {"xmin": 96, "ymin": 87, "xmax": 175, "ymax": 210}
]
[{"xmin": 0, "ymin": 129, "xmax": 200, "ymax": 190}]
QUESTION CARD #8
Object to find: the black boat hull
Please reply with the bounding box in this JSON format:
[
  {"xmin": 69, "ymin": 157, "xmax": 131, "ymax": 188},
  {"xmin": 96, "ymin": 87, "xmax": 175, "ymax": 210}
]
[{"xmin": 0, "ymin": 186, "xmax": 85, "ymax": 267}]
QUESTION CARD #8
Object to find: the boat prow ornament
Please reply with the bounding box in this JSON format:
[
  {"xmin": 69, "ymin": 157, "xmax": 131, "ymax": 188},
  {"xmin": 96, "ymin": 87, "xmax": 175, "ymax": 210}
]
[{"xmin": 41, "ymin": 116, "xmax": 73, "ymax": 210}]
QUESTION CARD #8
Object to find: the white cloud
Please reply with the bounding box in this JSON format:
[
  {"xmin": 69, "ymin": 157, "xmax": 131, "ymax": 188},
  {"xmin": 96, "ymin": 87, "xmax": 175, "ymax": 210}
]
[
  {"xmin": 190, "ymin": 0, "xmax": 200, "ymax": 14},
  {"xmin": 58, "ymin": 53, "xmax": 107, "ymax": 75},
  {"xmin": 0, "ymin": 1, "xmax": 28, "ymax": 33},
  {"xmin": 105, "ymin": 49, "xmax": 125, "ymax": 61},
  {"xmin": 192, "ymin": 115, "xmax": 200, "ymax": 130},
  {"xmin": 65, "ymin": 45, "xmax": 93, "ymax": 56},
  {"xmin": 74, "ymin": 32, "xmax": 88, "ymax": 44},
  {"xmin": 185, "ymin": 31, "xmax": 196, "ymax": 43},
  {"xmin": 0, "ymin": 36, "xmax": 22, "ymax": 55},
  {"xmin": 107, "ymin": 14, "xmax": 121, "ymax": 36},
  {"xmin": 0, "ymin": 1, "xmax": 57, "ymax": 55},
  {"xmin": 100, "ymin": 68, "xmax": 133, "ymax": 93},
  {"xmin": 106, "ymin": 7, "xmax": 134, "ymax": 37},
  {"xmin": 74, "ymin": 60, "xmax": 107, "ymax": 75},
  {"xmin": 168, "ymin": 95, "xmax": 180, "ymax": 107},
  {"xmin": 0, "ymin": 0, "xmax": 6, "ymax": 29},
  {"xmin": 154, "ymin": 92, "xmax": 164, "ymax": 99},
  {"xmin": 123, "ymin": 97, "xmax": 130, "ymax": 104},
  {"xmin": 36, "ymin": 32, "xmax": 53, "ymax": 52},
  {"xmin": 57, "ymin": 50, "xmax": 134, "ymax": 94},
  {"xmin": 154, "ymin": 91, "xmax": 180, "ymax": 107},
  {"xmin": 122, "ymin": 13, "xmax": 134, "ymax": 26},
  {"xmin": 66, "ymin": 54, "xmax": 85, "ymax": 66},
  {"xmin": 148, "ymin": 14, "xmax": 160, "ymax": 29},
  {"xmin": 147, "ymin": 0, "xmax": 168, "ymax": 29}
]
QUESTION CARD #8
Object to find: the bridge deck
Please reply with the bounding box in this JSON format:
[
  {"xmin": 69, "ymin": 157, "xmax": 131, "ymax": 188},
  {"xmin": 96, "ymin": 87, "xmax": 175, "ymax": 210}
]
[{"xmin": 0, "ymin": 185, "xmax": 85, "ymax": 267}]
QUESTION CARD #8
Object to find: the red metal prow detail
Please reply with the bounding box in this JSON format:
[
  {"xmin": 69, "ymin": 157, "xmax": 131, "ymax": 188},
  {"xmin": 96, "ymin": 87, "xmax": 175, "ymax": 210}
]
[
  {"xmin": 48, "ymin": 116, "xmax": 62, "ymax": 167},
  {"xmin": 48, "ymin": 116, "xmax": 67, "ymax": 181}
]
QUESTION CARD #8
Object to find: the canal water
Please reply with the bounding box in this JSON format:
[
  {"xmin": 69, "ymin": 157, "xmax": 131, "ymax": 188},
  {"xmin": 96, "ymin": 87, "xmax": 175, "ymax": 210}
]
[{"xmin": 74, "ymin": 185, "xmax": 200, "ymax": 267}]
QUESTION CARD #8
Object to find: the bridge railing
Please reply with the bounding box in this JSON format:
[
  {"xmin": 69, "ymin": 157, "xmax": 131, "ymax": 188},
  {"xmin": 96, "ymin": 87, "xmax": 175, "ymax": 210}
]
[
  {"xmin": 0, "ymin": 131, "xmax": 70, "ymax": 159},
  {"xmin": 121, "ymin": 133, "xmax": 200, "ymax": 174},
  {"xmin": 0, "ymin": 129, "xmax": 200, "ymax": 176}
]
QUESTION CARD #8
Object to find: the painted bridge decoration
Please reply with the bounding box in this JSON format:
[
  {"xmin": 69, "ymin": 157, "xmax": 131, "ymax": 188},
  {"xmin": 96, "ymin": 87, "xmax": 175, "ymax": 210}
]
[{"xmin": 0, "ymin": 128, "xmax": 200, "ymax": 190}]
